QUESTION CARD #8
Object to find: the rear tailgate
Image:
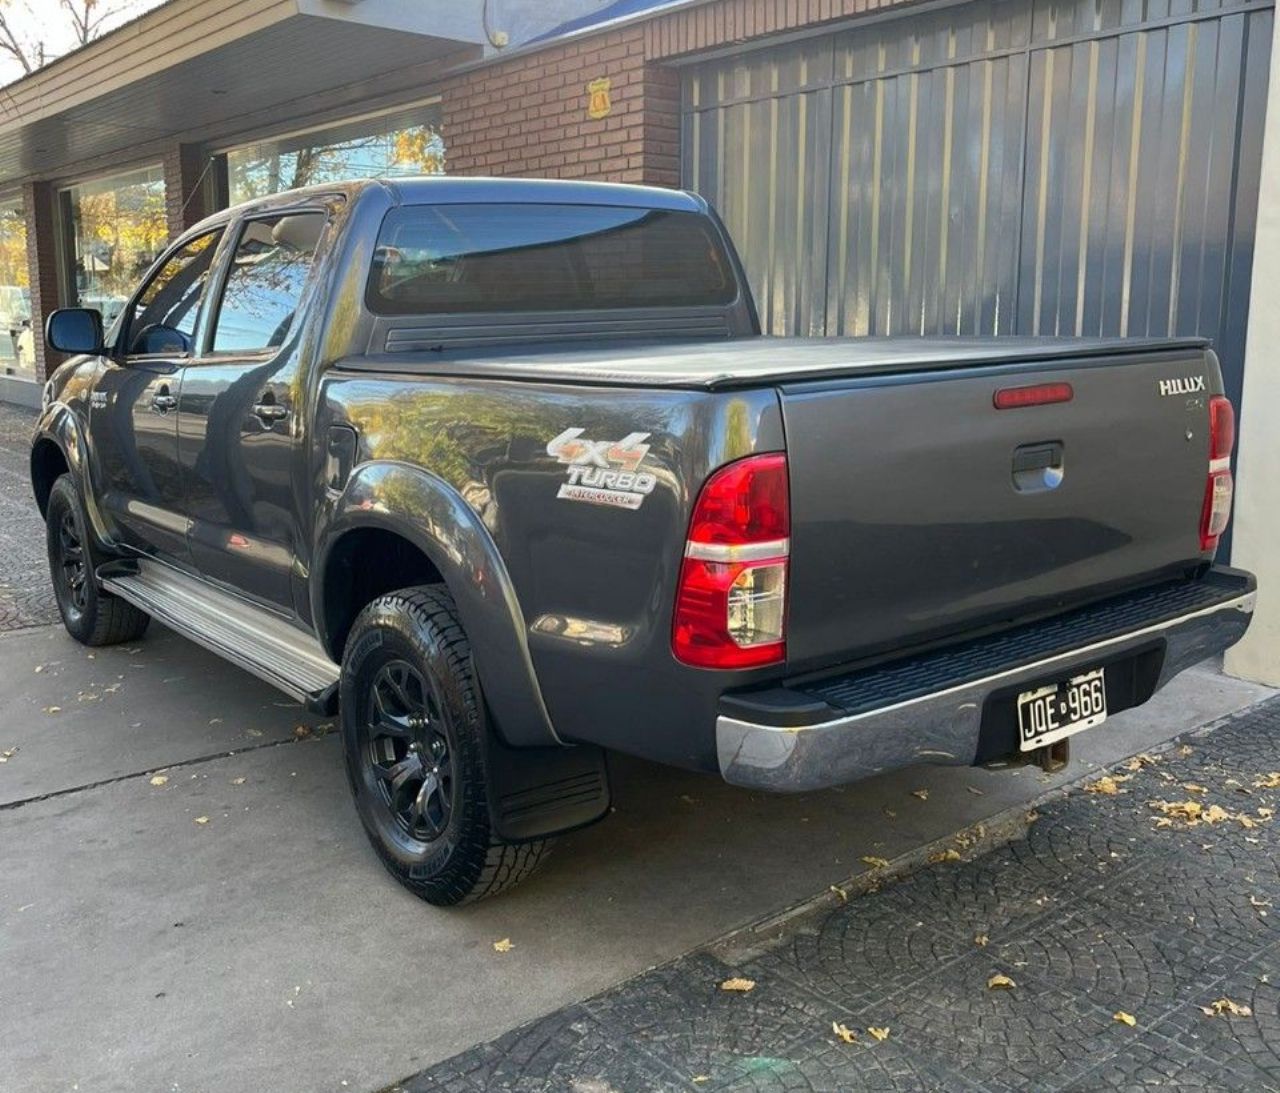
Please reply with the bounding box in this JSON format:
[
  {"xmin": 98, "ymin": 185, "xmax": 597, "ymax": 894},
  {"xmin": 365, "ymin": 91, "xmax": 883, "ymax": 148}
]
[{"xmin": 780, "ymin": 342, "xmax": 1218, "ymax": 672}]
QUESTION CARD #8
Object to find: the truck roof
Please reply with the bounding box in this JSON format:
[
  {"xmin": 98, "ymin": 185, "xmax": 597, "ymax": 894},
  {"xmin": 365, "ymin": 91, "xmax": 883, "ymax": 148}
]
[
  {"xmin": 207, "ymin": 176, "xmax": 708, "ymax": 227},
  {"xmin": 380, "ymin": 176, "xmax": 708, "ymax": 212}
]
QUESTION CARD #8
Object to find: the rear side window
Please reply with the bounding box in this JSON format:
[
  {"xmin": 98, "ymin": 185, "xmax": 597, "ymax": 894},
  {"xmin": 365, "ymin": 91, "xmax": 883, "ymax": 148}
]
[
  {"xmin": 210, "ymin": 212, "xmax": 325, "ymax": 353},
  {"xmin": 368, "ymin": 203, "xmax": 736, "ymax": 314}
]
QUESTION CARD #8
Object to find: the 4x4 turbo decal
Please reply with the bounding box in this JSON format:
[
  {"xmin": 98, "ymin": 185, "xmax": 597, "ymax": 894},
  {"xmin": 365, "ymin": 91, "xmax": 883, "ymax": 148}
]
[{"xmin": 546, "ymin": 428, "xmax": 656, "ymax": 510}]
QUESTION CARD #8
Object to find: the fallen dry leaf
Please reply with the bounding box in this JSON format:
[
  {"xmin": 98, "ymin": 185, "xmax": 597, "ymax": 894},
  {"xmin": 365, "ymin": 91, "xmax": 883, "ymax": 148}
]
[
  {"xmin": 1123, "ymin": 753, "xmax": 1161, "ymax": 771},
  {"xmin": 861, "ymin": 856, "xmax": 890, "ymax": 869},
  {"xmin": 1178, "ymin": 745, "xmax": 1194, "ymax": 757},
  {"xmin": 868, "ymin": 1027, "xmax": 890, "ymax": 1041},
  {"xmin": 1183, "ymin": 783, "xmax": 1208, "ymax": 795},
  {"xmin": 231, "ymin": 777, "xmax": 246, "ymax": 786},
  {"xmin": 492, "ymin": 938, "xmax": 514, "ymax": 953},
  {"xmin": 193, "ymin": 816, "xmax": 209, "ymax": 826},
  {"xmin": 832, "ymin": 1021, "xmax": 857, "ymax": 1044},
  {"xmin": 1113, "ymin": 1011, "xmax": 1137, "ymax": 1027},
  {"xmin": 1202, "ymin": 998, "xmax": 1252, "ymax": 1018},
  {"xmin": 1085, "ymin": 775, "xmax": 1131, "ymax": 795},
  {"xmin": 829, "ymin": 884, "xmax": 848, "ymax": 903},
  {"xmin": 293, "ymin": 725, "xmax": 312, "ymax": 740},
  {"xmin": 1250, "ymin": 895, "xmax": 1271, "ymax": 910},
  {"xmin": 974, "ymin": 934, "xmax": 989, "ymax": 947},
  {"xmin": 966, "ymin": 785, "xmax": 985, "ymax": 796},
  {"xmin": 1259, "ymin": 808, "xmax": 1275, "ymax": 821},
  {"xmin": 928, "ymin": 848, "xmax": 962, "ymax": 864},
  {"xmin": 988, "ymin": 973, "xmax": 1017, "ymax": 990},
  {"xmin": 692, "ymin": 1078, "xmax": 710, "ymax": 1085},
  {"xmin": 1149, "ymin": 799, "xmax": 1206, "ymax": 825},
  {"xmin": 1255, "ymin": 773, "xmax": 1280, "ymax": 789},
  {"xmin": 0, "ymin": 747, "xmax": 16, "ymax": 763},
  {"xmin": 148, "ymin": 775, "xmax": 168, "ymax": 787},
  {"xmin": 720, "ymin": 977, "xmax": 755, "ymax": 993},
  {"xmin": 911, "ymin": 788, "xmax": 929, "ymax": 801},
  {"xmin": 43, "ymin": 706, "xmax": 60, "ymax": 715}
]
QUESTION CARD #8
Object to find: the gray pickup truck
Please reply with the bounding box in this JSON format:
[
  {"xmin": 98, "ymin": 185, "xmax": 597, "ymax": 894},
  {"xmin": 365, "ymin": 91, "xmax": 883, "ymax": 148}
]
[{"xmin": 31, "ymin": 177, "xmax": 1256, "ymax": 905}]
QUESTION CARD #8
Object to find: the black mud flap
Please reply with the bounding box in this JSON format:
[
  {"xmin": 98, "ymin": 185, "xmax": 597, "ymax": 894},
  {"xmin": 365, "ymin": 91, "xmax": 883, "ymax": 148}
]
[{"xmin": 484, "ymin": 732, "xmax": 611, "ymax": 843}]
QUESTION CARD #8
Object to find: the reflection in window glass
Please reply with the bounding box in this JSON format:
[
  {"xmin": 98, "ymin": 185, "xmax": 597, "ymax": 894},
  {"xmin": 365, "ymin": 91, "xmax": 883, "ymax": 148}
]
[
  {"xmin": 124, "ymin": 230, "xmax": 223, "ymax": 356},
  {"xmin": 212, "ymin": 214, "xmax": 324, "ymax": 353},
  {"xmin": 227, "ymin": 103, "xmax": 444, "ymax": 205},
  {"xmin": 0, "ymin": 199, "xmax": 31, "ymax": 380},
  {"xmin": 370, "ymin": 204, "xmax": 736, "ymax": 314},
  {"xmin": 62, "ymin": 164, "xmax": 166, "ymax": 332}
]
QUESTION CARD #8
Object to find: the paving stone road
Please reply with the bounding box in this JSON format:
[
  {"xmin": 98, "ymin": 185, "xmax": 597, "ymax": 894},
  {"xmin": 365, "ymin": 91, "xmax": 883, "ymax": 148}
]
[
  {"xmin": 397, "ymin": 702, "xmax": 1280, "ymax": 1092},
  {"xmin": 0, "ymin": 401, "xmax": 56, "ymax": 632}
]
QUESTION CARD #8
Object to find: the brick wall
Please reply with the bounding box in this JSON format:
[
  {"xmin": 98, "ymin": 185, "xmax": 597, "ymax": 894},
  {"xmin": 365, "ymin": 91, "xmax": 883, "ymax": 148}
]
[
  {"xmin": 22, "ymin": 181, "xmax": 61, "ymax": 383},
  {"xmin": 440, "ymin": 26, "xmax": 680, "ymax": 188},
  {"xmin": 163, "ymin": 142, "xmax": 214, "ymax": 238}
]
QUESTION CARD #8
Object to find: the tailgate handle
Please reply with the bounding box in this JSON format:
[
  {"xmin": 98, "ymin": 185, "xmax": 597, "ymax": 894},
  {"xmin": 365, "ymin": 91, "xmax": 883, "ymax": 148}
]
[{"xmin": 1012, "ymin": 442, "xmax": 1064, "ymax": 492}]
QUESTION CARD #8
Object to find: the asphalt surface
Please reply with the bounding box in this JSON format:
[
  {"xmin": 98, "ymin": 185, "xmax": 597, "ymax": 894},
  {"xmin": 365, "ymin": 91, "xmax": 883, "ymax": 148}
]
[
  {"xmin": 0, "ymin": 398, "xmax": 1275, "ymax": 1092},
  {"xmin": 397, "ymin": 701, "xmax": 1280, "ymax": 1092}
]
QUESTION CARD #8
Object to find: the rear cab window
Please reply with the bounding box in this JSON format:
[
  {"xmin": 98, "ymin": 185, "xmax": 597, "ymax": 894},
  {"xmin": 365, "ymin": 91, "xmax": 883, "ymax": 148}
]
[{"xmin": 367, "ymin": 203, "xmax": 737, "ymax": 314}]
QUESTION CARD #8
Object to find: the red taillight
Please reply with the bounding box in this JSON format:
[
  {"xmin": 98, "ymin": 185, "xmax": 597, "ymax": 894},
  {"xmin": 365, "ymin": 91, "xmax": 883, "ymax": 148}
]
[
  {"xmin": 1200, "ymin": 394, "xmax": 1235, "ymax": 553},
  {"xmin": 673, "ymin": 453, "xmax": 789, "ymax": 669},
  {"xmin": 993, "ymin": 382, "xmax": 1074, "ymax": 410}
]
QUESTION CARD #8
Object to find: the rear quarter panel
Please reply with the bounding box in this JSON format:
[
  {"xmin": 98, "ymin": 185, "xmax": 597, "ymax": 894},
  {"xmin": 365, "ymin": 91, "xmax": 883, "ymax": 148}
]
[{"xmin": 322, "ymin": 372, "xmax": 784, "ymax": 770}]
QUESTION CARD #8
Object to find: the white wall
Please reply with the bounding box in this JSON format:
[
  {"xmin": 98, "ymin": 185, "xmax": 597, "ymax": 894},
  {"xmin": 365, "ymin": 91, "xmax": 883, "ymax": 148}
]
[{"xmin": 1224, "ymin": 12, "xmax": 1280, "ymax": 684}]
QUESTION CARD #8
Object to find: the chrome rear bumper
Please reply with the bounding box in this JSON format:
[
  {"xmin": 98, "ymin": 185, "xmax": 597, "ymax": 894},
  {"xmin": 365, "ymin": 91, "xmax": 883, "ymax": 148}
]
[{"xmin": 716, "ymin": 568, "xmax": 1257, "ymax": 793}]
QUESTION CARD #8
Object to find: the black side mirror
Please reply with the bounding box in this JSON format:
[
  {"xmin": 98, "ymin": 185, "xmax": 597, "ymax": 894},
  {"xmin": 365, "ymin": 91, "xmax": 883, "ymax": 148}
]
[{"xmin": 45, "ymin": 308, "xmax": 104, "ymax": 355}]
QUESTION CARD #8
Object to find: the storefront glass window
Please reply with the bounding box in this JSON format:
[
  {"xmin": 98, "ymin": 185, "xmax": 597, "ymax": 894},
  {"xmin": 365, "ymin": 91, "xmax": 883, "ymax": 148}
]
[
  {"xmin": 0, "ymin": 198, "xmax": 31, "ymax": 380},
  {"xmin": 226, "ymin": 102, "xmax": 444, "ymax": 206},
  {"xmin": 62, "ymin": 164, "xmax": 167, "ymax": 331}
]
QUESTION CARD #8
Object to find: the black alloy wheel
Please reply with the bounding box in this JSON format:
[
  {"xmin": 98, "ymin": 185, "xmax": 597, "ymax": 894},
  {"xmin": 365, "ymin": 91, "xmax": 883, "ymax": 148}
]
[
  {"xmin": 53, "ymin": 503, "xmax": 89, "ymax": 621},
  {"xmin": 362, "ymin": 660, "xmax": 456, "ymax": 847}
]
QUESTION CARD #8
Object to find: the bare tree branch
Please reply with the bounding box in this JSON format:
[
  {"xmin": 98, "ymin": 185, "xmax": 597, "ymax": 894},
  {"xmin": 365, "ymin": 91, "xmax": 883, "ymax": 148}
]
[
  {"xmin": 0, "ymin": 9, "xmax": 34, "ymax": 75},
  {"xmin": 0, "ymin": 0, "xmax": 147, "ymax": 82},
  {"xmin": 61, "ymin": 1, "xmax": 126, "ymax": 47}
]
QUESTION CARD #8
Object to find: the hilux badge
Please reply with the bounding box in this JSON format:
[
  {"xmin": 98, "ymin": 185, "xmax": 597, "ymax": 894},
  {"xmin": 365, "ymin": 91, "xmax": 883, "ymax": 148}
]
[
  {"xmin": 547, "ymin": 427, "xmax": 656, "ymax": 510},
  {"xmin": 1158, "ymin": 375, "xmax": 1206, "ymax": 397}
]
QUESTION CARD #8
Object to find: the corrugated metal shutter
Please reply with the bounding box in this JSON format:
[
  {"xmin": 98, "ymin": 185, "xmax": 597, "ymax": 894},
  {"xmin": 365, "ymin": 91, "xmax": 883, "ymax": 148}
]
[{"xmin": 682, "ymin": 0, "xmax": 1273, "ymax": 413}]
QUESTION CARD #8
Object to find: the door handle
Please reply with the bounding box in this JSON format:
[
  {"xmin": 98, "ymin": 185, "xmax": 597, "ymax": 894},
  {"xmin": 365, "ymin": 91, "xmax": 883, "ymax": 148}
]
[
  {"xmin": 252, "ymin": 402, "xmax": 289, "ymax": 422},
  {"xmin": 150, "ymin": 389, "xmax": 177, "ymax": 413}
]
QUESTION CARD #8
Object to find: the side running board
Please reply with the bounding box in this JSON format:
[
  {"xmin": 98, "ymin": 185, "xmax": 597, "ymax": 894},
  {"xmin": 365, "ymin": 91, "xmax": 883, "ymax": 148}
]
[{"xmin": 100, "ymin": 561, "xmax": 340, "ymax": 711}]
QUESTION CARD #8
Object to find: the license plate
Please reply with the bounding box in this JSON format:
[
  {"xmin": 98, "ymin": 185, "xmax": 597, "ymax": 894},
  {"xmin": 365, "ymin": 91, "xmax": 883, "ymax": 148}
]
[{"xmin": 1017, "ymin": 667, "xmax": 1107, "ymax": 751}]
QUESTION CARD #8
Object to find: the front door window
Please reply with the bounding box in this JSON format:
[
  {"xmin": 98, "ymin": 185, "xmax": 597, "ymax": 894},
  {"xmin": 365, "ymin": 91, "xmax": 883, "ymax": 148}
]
[{"xmin": 122, "ymin": 229, "xmax": 223, "ymax": 357}]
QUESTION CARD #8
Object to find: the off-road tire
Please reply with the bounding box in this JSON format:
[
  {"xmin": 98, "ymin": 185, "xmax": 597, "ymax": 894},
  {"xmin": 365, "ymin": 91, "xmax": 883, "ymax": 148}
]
[
  {"xmin": 340, "ymin": 585, "xmax": 550, "ymax": 906},
  {"xmin": 45, "ymin": 473, "xmax": 150, "ymax": 646}
]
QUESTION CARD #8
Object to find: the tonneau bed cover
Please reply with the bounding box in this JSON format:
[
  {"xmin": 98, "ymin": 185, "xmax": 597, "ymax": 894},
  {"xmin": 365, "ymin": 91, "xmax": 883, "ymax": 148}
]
[{"xmin": 334, "ymin": 335, "xmax": 1210, "ymax": 390}]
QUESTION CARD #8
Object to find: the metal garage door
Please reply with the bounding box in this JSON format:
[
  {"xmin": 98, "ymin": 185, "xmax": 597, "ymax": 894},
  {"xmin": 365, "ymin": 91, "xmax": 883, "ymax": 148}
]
[{"xmin": 682, "ymin": 0, "xmax": 1273, "ymax": 413}]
